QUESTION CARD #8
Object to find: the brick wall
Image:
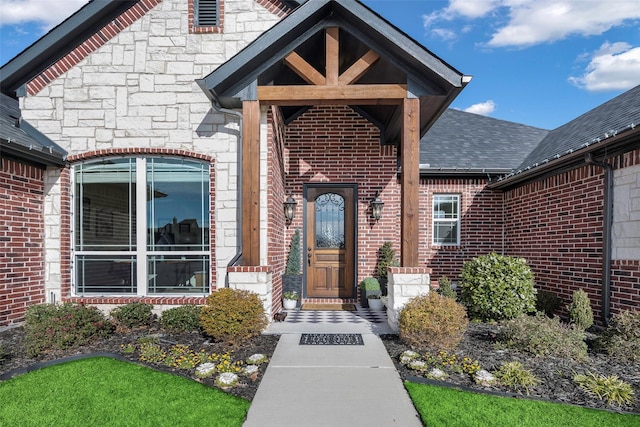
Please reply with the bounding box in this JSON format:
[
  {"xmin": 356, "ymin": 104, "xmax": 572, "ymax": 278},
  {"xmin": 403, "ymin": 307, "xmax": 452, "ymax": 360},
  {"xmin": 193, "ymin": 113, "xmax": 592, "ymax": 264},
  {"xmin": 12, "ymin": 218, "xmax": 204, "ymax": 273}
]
[
  {"xmin": 504, "ymin": 165, "xmax": 606, "ymax": 318},
  {"xmin": 420, "ymin": 178, "xmax": 504, "ymax": 284},
  {"xmin": 284, "ymin": 105, "xmax": 400, "ymax": 300},
  {"xmin": 0, "ymin": 158, "xmax": 46, "ymax": 326}
]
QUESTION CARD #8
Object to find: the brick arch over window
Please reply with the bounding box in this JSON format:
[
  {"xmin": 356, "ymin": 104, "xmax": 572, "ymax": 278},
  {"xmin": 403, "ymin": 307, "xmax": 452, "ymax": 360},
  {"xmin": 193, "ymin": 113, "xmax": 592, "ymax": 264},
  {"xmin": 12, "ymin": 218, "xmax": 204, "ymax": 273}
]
[{"xmin": 61, "ymin": 149, "xmax": 216, "ymax": 307}]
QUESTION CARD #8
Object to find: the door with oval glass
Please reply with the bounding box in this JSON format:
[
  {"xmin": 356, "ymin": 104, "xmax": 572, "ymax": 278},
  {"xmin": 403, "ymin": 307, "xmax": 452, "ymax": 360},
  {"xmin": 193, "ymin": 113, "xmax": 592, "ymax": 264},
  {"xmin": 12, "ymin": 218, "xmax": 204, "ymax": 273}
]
[{"xmin": 305, "ymin": 185, "xmax": 356, "ymax": 298}]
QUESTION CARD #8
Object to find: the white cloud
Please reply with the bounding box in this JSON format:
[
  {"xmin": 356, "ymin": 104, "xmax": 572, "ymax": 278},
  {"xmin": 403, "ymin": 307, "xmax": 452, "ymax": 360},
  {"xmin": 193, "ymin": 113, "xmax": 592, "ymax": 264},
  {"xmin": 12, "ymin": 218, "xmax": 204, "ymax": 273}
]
[
  {"xmin": 463, "ymin": 100, "xmax": 496, "ymax": 116},
  {"xmin": 424, "ymin": 0, "xmax": 640, "ymax": 48},
  {"xmin": 0, "ymin": 0, "xmax": 88, "ymax": 28},
  {"xmin": 569, "ymin": 42, "xmax": 640, "ymax": 91}
]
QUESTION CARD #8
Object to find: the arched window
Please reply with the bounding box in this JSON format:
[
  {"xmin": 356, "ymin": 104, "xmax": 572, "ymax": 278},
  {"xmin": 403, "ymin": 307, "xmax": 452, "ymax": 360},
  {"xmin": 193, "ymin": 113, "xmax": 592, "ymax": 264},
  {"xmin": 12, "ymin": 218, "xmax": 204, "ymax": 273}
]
[{"xmin": 73, "ymin": 157, "xmax": 210, "ymax": 295}]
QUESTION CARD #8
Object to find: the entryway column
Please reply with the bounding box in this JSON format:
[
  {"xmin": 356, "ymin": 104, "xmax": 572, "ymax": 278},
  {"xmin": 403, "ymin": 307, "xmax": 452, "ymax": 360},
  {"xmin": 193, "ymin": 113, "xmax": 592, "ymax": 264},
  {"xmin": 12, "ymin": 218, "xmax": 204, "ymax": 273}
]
[
  {"xmin": 242, "ymin": 100, "xmax": 261, "ymax": 265},
  {"xmin": 400, "ymin": 97, "xmax": 420, "ymax": 267}
]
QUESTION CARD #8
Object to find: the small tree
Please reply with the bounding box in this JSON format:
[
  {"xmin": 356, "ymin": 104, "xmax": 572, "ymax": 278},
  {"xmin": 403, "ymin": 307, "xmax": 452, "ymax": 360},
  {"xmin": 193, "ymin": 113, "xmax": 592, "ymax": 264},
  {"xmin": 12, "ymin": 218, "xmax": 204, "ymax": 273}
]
[
  {"xmin": 285, "ymin": 229, "xmax": 301, "ymax": 275},
  {"xmin": 567, "ymin": 289, "xmax": 594, "ymax": 330},
  {"xmin": 376, "ymin": 241, "xmax": 399, "ymax": 280}
]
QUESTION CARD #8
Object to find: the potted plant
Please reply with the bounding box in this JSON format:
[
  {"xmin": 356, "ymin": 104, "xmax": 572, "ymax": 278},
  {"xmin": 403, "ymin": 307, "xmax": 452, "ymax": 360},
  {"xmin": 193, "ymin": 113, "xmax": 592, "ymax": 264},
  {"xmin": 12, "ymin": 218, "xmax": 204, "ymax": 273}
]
[
  {"xmin": 367, "ymin": 293, "xmax": 384, "ymax": 310},
  {"xmin": 283, "ymin": 291, "xmax": 298, "ymax": 310},
  {"xmin": 282, "ymin": 229, "xmax": 302, "ymax": 308},
  {"xmin": 376, "ymin": 241, "xmax": 399, "ymax": 295},
  {"xmin": 359, "ymin": 277, "xmax": 381, "ymax": 308}
]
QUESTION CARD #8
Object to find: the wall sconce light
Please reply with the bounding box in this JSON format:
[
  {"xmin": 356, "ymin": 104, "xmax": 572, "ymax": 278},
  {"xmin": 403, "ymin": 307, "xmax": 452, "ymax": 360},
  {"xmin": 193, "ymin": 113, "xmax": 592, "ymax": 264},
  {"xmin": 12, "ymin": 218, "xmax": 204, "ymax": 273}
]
[
  {"xmin": 370, "ymin": 191, "xmax": 384, "ymax": 221},
  {"xmin": 284, "ymin": 193, "xmax": 297, "ymax": 224}
]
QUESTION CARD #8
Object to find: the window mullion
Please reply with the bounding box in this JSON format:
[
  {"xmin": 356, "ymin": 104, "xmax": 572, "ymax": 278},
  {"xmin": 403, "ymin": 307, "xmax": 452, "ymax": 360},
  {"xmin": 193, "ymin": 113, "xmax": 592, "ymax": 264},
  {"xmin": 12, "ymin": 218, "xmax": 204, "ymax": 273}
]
[{"xmin": 136, "ymin": 158, "xmax": 148, "ymax": 295}]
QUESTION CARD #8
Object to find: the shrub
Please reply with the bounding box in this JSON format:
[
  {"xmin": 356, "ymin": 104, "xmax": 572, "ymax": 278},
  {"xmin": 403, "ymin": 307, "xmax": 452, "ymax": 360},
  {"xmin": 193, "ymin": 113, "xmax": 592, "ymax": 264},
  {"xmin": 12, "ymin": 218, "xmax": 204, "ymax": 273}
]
[
  {"xmin": 567, "ymin": 289, "xmax": 594, "ymax": 330},
  {"xmin": 535, "ymin": 289, "xmax": 561, "ymax": 317},
  {"xmin": 573, "ymin": 372, "xmax": 635, "ymax": 406},
  {"xmin": 376, "ymin": 241, "xmax": 399, "ymax": 280},
  {"xmin": 25, "ymin": 303, "xmax": 112, "ymax": 356},
  {"xmin": 359, "ymin": 277, "xmax": 381, "ymax": 292},
  {"xmin": 285, "ymin": 228, "xmax": 301, "ymax": 275},
  {"xmin": 160, "ymin": 305, "xmax": 202, "ymax": 333},
  {"xmin": 494, "ymin": 361, "xmax": 539, "ymax": 394},
  {"xmin": 460, "ymin": 252, "xmax": 537, "ymax": 321},
  {"xmin": 110, "ymin": 302, "xmax": 154, "ymax": 329},
  {"xmin": 199, "ymin": 288, "xmax": 267, "ymax": 346},
  {"xmin": 399, "ymin": 292, "xmax": 468, "ymax": 351},
  {"xmin": 437, "ymin": 276, "xmax": 457, "ymax": 300},
  {"xmin": 598, "ymin": 310, "xmax": 640, "ymax": 362},
  {"xmin": 497, "ymin": 312, "xmax": 587, "ymax": 360}
]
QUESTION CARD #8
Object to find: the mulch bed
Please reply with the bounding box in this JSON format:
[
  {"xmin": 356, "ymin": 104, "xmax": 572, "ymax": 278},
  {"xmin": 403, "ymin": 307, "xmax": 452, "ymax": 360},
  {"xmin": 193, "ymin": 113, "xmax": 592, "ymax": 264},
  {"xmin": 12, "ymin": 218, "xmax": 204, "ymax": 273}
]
[
  {"xmin": 381, "ymin": 322, "xmax": 640, "ymax": 414},
  {"xmin": 0, "ymin": 326, "xmax": 279, "ymax": 401}
]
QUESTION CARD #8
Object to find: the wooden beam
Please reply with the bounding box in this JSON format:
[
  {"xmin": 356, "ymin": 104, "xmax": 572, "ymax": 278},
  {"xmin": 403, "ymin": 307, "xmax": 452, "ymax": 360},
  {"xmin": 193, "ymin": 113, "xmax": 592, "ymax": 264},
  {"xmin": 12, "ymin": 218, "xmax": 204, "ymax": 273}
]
[
  {"xmin": 241, "ymin": 100, "xmax": 261, "ymax": 266},
  {"xmin": 401, "ymin": 97, "xmax": 420, "ymax": 267},
  {"xmin": 284, "ymin": 51, "xmax": 326, "ymax": 86},
  {"xmin": 325, "ymin": 27, "xmax": 339, "ymax": 86},
  {"xmin": 338, "ymin": 50, "xmax": 380, "ymax": 85},
  {"xmin": 257, "ymin": 84, "xmax": 406, "ymax": 105}
]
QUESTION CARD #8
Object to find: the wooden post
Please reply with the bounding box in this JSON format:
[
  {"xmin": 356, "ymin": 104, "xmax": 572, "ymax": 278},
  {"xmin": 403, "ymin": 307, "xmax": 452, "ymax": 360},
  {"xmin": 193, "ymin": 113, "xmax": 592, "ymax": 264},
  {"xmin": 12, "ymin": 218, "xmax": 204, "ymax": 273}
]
[
  {"xmin": 401, "ymin": 97, "xmax": 420, "ymax": 267},
  {"xmin": 242, "ymin": 100, "xmax": 261, "ymax": 265}
]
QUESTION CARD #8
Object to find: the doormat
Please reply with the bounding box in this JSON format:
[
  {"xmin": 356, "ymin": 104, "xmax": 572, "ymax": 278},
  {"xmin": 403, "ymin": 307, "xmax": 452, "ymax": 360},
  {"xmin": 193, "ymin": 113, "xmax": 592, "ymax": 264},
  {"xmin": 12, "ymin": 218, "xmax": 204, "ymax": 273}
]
[
  {"xmin": 300, "ymin": 303, "xmax": 356, "ymax": 311},
  {"xmin": 299, "ymin": 333, "xmax": 364, "ymax": 345}
]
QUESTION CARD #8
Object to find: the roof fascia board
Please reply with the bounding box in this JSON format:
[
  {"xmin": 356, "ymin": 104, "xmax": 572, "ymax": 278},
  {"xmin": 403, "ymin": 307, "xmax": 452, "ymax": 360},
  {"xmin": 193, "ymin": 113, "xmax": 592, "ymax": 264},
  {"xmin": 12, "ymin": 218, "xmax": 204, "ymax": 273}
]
[
  {"xmin": 1, "ymin": 140, "xmax": 66, "ymax": 167},
  {"xmin": 1, "ymin": 0, "xmax": 136, "ymax": 96}
]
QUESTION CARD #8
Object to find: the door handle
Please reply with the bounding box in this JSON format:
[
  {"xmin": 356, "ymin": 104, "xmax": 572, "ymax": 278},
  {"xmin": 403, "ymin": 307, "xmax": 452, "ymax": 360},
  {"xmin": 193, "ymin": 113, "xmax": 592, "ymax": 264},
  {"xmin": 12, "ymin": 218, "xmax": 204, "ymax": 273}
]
[{"xmin": 307, "ymin": 247, "xmax": 312, "ymax": 265}]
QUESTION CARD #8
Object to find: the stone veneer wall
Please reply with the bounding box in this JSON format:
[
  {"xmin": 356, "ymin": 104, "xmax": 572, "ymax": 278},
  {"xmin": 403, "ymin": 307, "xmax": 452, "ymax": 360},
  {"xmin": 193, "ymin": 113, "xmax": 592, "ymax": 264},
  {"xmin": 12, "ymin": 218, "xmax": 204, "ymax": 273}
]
[
  {"xmin": 19, "ymin": 0, "xmax": 286, "ymax": 307},
  {"xmin": 0, "ymin": 159, "xmax": 47, "ymax": 326}
]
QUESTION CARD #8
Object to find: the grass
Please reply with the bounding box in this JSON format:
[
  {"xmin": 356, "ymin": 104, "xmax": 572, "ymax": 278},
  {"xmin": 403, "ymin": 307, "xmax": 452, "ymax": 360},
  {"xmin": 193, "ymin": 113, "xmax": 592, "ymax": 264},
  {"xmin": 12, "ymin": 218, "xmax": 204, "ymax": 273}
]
[
  {"xmin": 0, "ymin": 357, "xmax": 249, "ymax": 427},
  {"xmin": 405, "ymin": 381, "xmax": 640, "ymax": 427}
]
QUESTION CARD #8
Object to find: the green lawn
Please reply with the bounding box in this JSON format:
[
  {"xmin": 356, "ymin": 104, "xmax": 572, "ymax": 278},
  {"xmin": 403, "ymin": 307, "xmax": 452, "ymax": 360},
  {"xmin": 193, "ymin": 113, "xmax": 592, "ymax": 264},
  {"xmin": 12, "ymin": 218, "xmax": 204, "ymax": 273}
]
[
  {"xmin": 0, "ymin": 357, "xmax": 249, "ymax": 427},
  {"xmin": 406, "ymin": 381, "xmax": 640, "ymax": 427}
]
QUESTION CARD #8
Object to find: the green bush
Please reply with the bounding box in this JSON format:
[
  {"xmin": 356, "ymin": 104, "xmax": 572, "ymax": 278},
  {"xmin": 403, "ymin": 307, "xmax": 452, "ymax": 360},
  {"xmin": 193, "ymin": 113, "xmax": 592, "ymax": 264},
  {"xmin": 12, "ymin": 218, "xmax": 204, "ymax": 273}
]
[
  {"xmin": 160, "ymin": 305, "xmax": 203, "ymax": 333},
  {"xmin": 199, "ymin": 288, "xmax": 267, "ymax": 346},
  {"xmin": 399, "ymin": 292, "xmax": 468, "ymax": 351},
  {"xmin": 110, "ymin": 302, "xmax": 154, "ymax": 329},
  {"xmin": 497, "ymin": 312, "xmax": 587, "ymax": 360},
  {"xmin": 573, "ymin": 372, "xmax": 635, "ymax": 406},
  {"xmin": 598, "ymin": 310, "xmax": 640, "ymax": 362},
  {"xmin": 376, "ymin": 241, "xmax": 399, "ymax": 280},
  {"xmin": 460, "ymin": 252, "xmax": 537, "ymax": 321},
  {"xmin": 567, "ymin": 290, "xmax": 594, "ymax": 330},
  {"xmin": 285, "ymin": 228, "xmax": 301, "ymax": 275},
  {"xmin": 359, "ymin": 277, "xmax": 381, "ymax": 291},
  {"xmin": 535, "ymin": 289, "xmax": 561, "ymax": 317},
  {"xmin": 25, "ymin": 303, "xmax": 113, "ymax": 356},
  {"xmin": 437, "ymin": 276, "xmax": 457, "ymax": 300},
  {"xmin": 494, "ymin": 361, "xmax": 539, "ymax": 394}
]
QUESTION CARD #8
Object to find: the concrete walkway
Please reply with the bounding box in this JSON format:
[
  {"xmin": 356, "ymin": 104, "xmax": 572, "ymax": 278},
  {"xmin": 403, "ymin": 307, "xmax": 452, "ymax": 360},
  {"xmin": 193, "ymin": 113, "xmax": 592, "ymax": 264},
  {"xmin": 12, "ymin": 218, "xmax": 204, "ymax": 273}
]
[{"xmin": 244, "ymin": 309, "xmax": 422, "ymax": 427}]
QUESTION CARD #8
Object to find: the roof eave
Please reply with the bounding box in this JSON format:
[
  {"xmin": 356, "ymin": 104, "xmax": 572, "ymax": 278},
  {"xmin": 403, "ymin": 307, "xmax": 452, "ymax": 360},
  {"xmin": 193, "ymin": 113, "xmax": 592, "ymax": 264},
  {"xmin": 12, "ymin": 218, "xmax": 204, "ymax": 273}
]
[
  {"xmin": 1, "ymin": 140, "xmax": 66, "ymax": 167},
  {"xmin": 489, "ymin": 125, "xmax": 640, "ymax": 190}
]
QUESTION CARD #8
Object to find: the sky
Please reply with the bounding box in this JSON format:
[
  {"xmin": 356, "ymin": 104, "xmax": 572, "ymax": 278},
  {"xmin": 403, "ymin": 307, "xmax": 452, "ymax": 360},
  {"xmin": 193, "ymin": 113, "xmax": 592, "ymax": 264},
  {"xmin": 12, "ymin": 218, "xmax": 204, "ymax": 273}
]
[{"xmin": 1, "ymin": 0, "xmax": 640, "ymax": 130}]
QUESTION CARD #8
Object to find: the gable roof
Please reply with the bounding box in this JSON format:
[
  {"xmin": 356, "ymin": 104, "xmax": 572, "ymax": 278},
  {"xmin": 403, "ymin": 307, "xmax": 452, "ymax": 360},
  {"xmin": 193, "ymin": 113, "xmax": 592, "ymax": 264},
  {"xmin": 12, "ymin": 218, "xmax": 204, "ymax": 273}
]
[
  {"xmin": 0, "ymin": 94, "xmax": 66, "ymax": 166},
  {"xmin": 491, "ymin": 84, "xmax": 640, "ymax": 188},
  {"xmin": 420, "ymin": 109, "xmax": 548, "ymax": 176},
  {"xmin": 198, "ymin": 0, "xmax": 469, "ymax": 145}
]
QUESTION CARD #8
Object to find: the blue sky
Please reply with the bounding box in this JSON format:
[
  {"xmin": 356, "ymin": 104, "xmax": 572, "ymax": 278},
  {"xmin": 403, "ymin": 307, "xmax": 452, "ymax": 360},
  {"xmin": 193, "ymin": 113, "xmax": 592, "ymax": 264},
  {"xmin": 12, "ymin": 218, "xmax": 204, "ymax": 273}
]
[{"xmin": 1, "ymin": 0, "xmax": 640, "ymax": 130}]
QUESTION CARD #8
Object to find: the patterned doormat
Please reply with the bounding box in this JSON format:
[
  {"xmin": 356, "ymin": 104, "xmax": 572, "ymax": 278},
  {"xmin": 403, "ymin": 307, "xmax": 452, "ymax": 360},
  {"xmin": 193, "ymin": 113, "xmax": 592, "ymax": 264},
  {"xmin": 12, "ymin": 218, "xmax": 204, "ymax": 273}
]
[
  {"xmin": 300, "ymin": 303, "xmax": 356, "ymax": 311},
  {"xmin": 299, "ymin": 333, "xmax": 364, "ymax": 345}
]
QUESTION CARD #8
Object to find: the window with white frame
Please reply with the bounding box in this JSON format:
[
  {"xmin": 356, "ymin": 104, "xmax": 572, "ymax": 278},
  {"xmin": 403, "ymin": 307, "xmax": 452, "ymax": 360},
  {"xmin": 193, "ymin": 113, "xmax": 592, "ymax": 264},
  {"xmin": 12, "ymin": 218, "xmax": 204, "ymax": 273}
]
[
  {"xmin": 432, "ymin": 194, "xmax": 460, "ymax": 245},
  {"xmin": 73, "ymin": 157, "xmax": 210, "ymax": 295},
  {"xmin": 195, "ymin": 0, "xmax": 220, "ymax": 26}
]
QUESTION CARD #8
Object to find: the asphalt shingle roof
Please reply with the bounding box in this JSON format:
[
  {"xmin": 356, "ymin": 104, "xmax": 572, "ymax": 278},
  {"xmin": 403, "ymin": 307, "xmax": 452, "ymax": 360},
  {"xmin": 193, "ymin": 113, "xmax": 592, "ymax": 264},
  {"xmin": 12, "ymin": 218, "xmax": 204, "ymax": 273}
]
[
  {"xmin": 0, "ymin": 93, "xmax": 66, "ymax": 166},
  {"xmin": 514, "ymin": 84, "xmax": 640, "ymax": 174},
  {"xmin": 420, "ymin": 108, "xmax": 549, "ymax": 171}
]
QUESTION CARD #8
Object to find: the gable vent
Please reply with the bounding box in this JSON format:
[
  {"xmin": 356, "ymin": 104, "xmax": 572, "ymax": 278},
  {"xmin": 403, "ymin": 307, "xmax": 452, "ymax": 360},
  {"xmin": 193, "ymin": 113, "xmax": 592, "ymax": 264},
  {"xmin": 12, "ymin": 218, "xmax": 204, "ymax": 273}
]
[{"xmin": 196, "ymin": 0, "xmax": 219, "ymax": 26}]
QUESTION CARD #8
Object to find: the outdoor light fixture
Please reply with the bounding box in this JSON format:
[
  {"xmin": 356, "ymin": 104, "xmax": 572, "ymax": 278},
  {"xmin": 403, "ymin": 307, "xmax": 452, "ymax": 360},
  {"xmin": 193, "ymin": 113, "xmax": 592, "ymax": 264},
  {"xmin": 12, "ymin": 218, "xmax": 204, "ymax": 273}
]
[
  {"xmin": 370, "ymin": 191, "xmax": 384, "ymax": 221},
  {"xmin": 284, "ymin": 193, "xmax": 297, "ymax": 224}
]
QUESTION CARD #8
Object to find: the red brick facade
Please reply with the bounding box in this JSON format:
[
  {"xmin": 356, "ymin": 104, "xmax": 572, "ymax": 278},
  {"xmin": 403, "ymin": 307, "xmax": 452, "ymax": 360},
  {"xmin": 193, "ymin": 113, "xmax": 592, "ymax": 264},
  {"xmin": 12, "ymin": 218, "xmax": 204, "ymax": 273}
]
[{"xmin": 0, "ymin": 158, "xmax": 47, "ymax": 326}]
